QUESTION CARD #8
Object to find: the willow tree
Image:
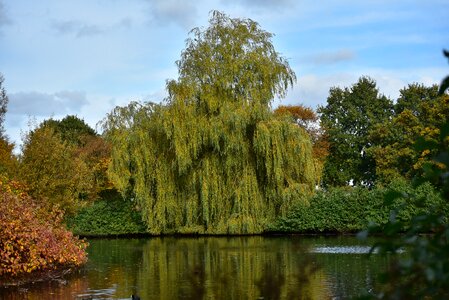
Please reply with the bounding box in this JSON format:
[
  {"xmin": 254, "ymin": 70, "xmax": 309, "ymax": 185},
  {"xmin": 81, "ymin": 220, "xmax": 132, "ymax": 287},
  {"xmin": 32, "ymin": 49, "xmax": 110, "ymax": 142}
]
[{"xmin": 103, "ymin": 11, "xmax": 317, "ymax": 234}]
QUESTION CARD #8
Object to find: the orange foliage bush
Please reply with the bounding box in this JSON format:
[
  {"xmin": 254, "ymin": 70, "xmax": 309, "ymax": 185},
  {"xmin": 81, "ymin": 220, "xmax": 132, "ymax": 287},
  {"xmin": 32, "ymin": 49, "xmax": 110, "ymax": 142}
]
[{"xmin": 0, "ymin": 176, "xmax": 88, "ymax": 279}]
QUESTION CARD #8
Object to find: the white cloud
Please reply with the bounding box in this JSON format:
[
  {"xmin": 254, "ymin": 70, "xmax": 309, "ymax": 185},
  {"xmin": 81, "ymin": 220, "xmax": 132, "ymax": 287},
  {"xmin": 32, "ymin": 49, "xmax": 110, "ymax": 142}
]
[
  {"xmin": 145, "ymin": 0, "xmax": 198, "ymax": 29},
  {"xmin": 8, "ymin": 90, "xmax": 88, "ymax": 118},
  {"xmin": 276, "ymin": 73, "xmax": 356, "ymax": 108},
  {"xmin": 52, "ymin": 21, "xmax": 104, "ymax": 37},
  {"xmin": 0, "ymin": 0, "xmax": 11, "ymax": 31},
  {"xmin": 6, "ymin": 90, "xmax": 99, "ymax": 149},
  {"xmin": 52, "ymin": 20, "xmax": 80, "ymax": 35},
  {"xmin": 51, "ymin": 18, "xmax": 132, "ymax": 38}
]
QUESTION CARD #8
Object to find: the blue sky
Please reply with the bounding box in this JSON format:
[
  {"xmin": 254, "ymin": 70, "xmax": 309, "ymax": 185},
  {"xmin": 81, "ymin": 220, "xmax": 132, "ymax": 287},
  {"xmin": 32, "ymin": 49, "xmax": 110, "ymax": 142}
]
[{"xmin": 0, "ymin": 0, "xmax": 448, "ymax": 148}]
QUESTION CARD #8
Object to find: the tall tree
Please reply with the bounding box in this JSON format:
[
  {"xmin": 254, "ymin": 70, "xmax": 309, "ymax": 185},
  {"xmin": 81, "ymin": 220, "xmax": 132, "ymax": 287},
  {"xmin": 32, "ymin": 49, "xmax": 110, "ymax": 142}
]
[
  {"xmin": 42, "ymin": 115, "xmax": 112, "ymax": 197},
  {"xmin": 19, "ymin": 126, "xmax": 93, "ymax": 215},
  {"xmin": 318, "ymin": 77, "xmax": 393, "ymax": 187},
  {"xmin": 103, "ymin": 11, "xmax": 316, "ymax": 234}
]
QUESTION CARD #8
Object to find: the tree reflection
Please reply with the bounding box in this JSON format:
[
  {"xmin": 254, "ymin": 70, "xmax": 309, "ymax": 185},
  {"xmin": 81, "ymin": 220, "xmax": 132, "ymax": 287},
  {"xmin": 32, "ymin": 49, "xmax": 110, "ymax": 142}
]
[{"xmin": 0, "ymin": 236, "xmax": 386, "ymax": 299}]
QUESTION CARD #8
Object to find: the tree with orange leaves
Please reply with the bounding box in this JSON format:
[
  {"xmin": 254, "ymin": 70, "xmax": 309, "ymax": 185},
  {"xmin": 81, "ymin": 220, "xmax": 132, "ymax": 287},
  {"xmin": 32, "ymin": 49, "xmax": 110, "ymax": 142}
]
[{"xmin": 274, "ymin": 104, "xmax": 329, "ymax": 178}]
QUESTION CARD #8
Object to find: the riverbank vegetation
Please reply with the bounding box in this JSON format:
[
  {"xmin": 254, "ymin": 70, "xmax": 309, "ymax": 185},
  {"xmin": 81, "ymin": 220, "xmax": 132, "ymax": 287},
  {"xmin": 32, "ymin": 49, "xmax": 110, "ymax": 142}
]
[
  {"xmin": 65, "ymin": 190, "xmax": 146, "ymax": 237},
  {"xmin": 0, "ymin": 11, "xmax": 448, "ymax": 294},
  {"xmin": 0, "ymin": 176, "xmax": 87, "ymax": 284},
  {"xmin": 272, "ymin": 179, "xmax": 448, "ymax": 233}
]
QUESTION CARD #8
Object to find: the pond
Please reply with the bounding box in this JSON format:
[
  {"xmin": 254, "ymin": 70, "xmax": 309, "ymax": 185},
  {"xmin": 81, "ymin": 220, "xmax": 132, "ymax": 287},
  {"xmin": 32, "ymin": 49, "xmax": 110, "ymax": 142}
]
[{"xmin": 0, "ymin": 235, "xmax": 388, "ymax": 299}]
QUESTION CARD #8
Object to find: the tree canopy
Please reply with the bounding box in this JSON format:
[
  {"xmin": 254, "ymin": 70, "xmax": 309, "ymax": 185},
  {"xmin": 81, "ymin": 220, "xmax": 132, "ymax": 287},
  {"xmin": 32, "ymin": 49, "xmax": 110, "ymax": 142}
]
[
  {"xmin": 42, "ymin": 115, "xmax": 96, "ymax": 146},
  {"xmin": 19, "ymin": 126, "xmax": 93, "ymax": 215},
  {"xmin": 103, "ymin": 11, "xmax": 317, "ymax": 234},
  {"xmin": 318, "ymin": 77, "xmax": 393, "ymax": 187},
  {"xmin": 167, "ymin": 10, "xmax": 296, "ymax": 110},
  {"xmin": 368, "ymin": 84, "xmax": 449, "ymax": 183}
]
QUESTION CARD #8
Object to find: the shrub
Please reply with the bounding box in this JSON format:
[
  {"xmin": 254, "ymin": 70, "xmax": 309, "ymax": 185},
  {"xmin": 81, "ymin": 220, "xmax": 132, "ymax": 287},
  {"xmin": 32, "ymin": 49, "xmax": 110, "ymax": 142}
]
[
  {"xmin": 270, "ymin": 179, "xmax": 447, "ymax": 233},
  {"xmin": 0, "ymin": 177, "xmax": 87, "ymax": 280},
  {"xmin": 65, "ymin": 191, "xmax": 147, "ymax": 236}
]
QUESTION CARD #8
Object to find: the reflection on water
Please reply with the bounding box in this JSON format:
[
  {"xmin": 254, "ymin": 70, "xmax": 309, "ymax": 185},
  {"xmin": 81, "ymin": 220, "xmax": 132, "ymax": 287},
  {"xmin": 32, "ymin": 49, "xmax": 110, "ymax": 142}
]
[{"xmin": 0, "ymin": 236, "xmax": 387, "ymax": 299}]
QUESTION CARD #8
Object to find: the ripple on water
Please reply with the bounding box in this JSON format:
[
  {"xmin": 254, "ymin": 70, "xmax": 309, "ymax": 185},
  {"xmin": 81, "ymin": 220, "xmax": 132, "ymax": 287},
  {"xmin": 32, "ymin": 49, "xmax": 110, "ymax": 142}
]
[
  {"xmin": 311, "ymin": 246, "xmax": 376, "ymax": 254},
  {"xmin": 75, "ymin": 285, "xmax": 117, "ymax": 299}
]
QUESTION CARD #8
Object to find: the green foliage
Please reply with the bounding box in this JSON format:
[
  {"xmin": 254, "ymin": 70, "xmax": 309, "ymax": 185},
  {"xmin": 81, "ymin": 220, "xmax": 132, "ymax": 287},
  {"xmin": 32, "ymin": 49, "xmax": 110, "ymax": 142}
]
[
  {"xmin": 44, "ymin": 115, "xmax": 113, "ymax": 198},
  {"xmin": 359, "ymin": 207, "xmax": 449, "ymax": 299},
  {"xmin": 271, "ymin": 179, "xmax": 447, "ymax": 233},
  {"xmin": 169, "ymin": 10, "xmax": 296, "ymax": 109},
  {"xmin": 0, "ymin": 176, "xmax": 87, "ymax": 280},
  {"xmin": 359, "ymin": 183, "xmax": 449, "ymax": 298},
  {"xmin": 369, "ymin": 84, "xmax": 449, "ymax": 184},
  {"xmin": 19, "ymin": 117, "xmax": 113, "ymax": 215},
  {"xmin": 318, "ymin": 77, "xmax": 393, "ymax": 187},
  {"xmin": 19, "ymin": 126, "xmax": 93, "ymax": 215},
  {"xmin": 357, "ymin": 52, "xmax": 449, "ymax": 299},
  {"xmin": 43, "ymin": 115, "xmax": 96, "ymax": 146},
  {"xmin": 65, "ymin": 191, "xmax": 147, "ymax": 236},
  {"xmin": 102, "ymin": 12, "xmax": 316, "ymax": 234}
]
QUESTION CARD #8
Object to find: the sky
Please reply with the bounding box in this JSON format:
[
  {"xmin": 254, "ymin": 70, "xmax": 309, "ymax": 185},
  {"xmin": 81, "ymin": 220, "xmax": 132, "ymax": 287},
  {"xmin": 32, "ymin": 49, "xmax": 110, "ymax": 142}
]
[{"xmin": 0, "ymin": 0, "xmax": 448, "ymax": 150}]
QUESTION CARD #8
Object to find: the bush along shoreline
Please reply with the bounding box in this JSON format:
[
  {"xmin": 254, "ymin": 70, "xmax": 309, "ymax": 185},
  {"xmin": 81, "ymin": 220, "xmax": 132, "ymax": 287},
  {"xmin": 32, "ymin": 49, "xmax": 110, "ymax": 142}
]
[
  {"xmin": 0, "ymin": 177, "xmax": 88, "ymax": 287},
  {"xmin": 64, "ymin": 179, "xmax": 448, "ymax": 237},
  {"xmin": 269, "ymin": 179, "xmax": 448, "ymax": 234},
  {"xmin": 65, "ymin": 190, "xmax": 147, "ymax": 237}
]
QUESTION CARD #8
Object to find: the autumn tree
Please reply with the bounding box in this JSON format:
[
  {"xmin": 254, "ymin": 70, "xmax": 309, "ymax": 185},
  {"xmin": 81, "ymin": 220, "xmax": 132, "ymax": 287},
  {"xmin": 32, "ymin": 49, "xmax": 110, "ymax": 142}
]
[
  {"xmin": 76, "ymin": 135, "xmax": 113, "ymax": 196},
  {"xmin": 274, "ymin": 105, "xmax": 317, "ymax": 130},
  {"xmin": 368, "ymin": 84, "xmax": 449, "ymax": 183},
  {"xmin": 19, "ymin": 125, "xmax": 93, "ymax": 215},
  {"xmin": 43, "ymin": 115, "xmax": 113, "ymax": 196},
  {"xmin": 318, "ymin": 77, "xmax": 393, "ymax": 187},
  {"xmin": 103, "ymin": 11, "xmax": 317, "ymax": 234},
  {"xmin": 0, "ymin": 76, "xmax": 88, "ymax": 280}
]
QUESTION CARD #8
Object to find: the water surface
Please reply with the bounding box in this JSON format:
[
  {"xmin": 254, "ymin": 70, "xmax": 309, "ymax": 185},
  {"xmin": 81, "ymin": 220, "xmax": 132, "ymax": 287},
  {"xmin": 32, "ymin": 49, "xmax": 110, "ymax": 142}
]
[{"xmin": 0, "ymin": 236, "xmax": 388, "ymax": 299}]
